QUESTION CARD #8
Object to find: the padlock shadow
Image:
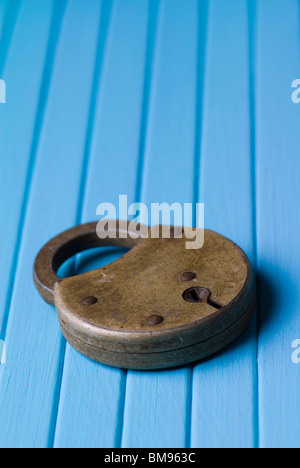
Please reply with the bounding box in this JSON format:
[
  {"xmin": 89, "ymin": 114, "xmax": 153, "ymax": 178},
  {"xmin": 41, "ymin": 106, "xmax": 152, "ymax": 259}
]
[
  {"xmin": 57, "ymin": 246, "xmax": 129, "ymax": 278},
  {"xmin": 76, "ymin": 246, "xmax": 130, "ymax": 275},
  {"xmin": 224, "ymin": 266, "xmax": 290, "ymax": 354}
]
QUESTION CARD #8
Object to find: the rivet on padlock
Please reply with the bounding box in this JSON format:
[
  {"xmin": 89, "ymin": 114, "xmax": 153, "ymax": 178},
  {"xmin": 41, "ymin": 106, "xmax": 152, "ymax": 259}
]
[{"xmin": 33, "ymin": 221, "xmax": 256, "ymax": 370}]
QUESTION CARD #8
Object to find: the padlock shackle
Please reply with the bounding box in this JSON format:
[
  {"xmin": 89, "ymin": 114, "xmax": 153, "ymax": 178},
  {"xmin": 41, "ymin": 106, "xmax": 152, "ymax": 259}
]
[{"xmin": 33, "ymin": 221, "xmax": 141, "ymax": 306}]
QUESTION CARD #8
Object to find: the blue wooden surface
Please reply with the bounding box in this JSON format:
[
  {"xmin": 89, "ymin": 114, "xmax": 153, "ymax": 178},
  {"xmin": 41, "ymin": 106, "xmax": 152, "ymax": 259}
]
[{"xmin": 0, "ymin": 0, "xmax": 300, "ymax": 448}]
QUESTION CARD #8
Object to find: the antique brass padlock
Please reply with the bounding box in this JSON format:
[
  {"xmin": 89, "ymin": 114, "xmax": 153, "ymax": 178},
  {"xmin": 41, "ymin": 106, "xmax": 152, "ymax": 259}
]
[{"xmin": 33, "ymin": 221, "xmax": 255, "ymax": 370}]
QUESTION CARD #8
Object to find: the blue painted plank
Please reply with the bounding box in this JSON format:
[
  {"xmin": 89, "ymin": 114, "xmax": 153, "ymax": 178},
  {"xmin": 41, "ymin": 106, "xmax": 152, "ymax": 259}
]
[
  {"xmin": 0, "ymin": 0, "xmax": 22, "ymax": 74},
  {"xmin": 53, "ymin": 0, "xmax": 150, "ymax": 448},
  {"xmin": 122, "ymin": 0, "xmax": 200, "ymax": 448},
  {"xmin": 255, "ymin": 0, "xmax": 300, "ymax": 448},
  {"xmin": 0, "ymin": 0, "xmax": 4, "ymax": 33},
  {"xmin": 0, "ymin": 0, "xmax": 105, "ymax": 448},
  {"xmin": 0, "ymin": 0, "xmax": 53, "ymax": 341},
  {"xmin": 0, "ymin": 0, "xmax": 6, "ymax": 47},
  {"xmin": 190, "ymin": 0, "xmax": 257, "ymax": 448}
]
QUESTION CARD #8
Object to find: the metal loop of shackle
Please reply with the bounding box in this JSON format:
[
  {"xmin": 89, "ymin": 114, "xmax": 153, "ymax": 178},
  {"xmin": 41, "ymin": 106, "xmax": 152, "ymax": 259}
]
[{"xmin": 33, "ymin": 221, "xmax": 142, "ymax": 306}]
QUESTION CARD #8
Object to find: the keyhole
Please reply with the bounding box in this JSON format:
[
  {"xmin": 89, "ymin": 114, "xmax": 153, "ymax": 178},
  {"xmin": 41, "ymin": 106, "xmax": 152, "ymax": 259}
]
[{"xmin": 182, "ymin": 287, "xmax": 223, "ymax": 309}]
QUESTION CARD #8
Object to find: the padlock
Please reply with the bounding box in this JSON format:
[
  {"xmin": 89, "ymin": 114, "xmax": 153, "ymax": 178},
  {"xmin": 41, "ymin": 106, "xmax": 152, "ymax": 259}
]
[{"xmin": 33, "ymin": 221, "xmax": 255, "ymax": 370}]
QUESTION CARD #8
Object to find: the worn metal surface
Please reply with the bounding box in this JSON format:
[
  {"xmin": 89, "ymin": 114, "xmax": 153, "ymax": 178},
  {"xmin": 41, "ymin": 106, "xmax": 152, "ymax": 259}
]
[{"xmin": 34, "ymin": 221, "xmax": 255, "ymax": 369}]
